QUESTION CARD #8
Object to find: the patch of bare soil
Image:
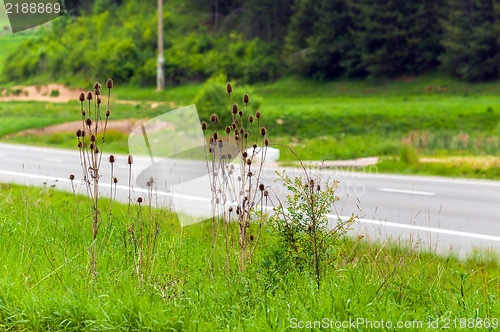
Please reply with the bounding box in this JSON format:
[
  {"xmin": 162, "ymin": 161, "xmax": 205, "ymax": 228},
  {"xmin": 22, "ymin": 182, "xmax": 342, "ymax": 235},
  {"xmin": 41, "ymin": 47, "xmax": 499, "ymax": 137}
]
[
  {"xmin": 0, "ymin": 84, "xmax": 179, "ymax": 109},
  {"xmin": 0, "ymin": 84, "xmax": 86, "ymax": 103},
  {"xmin": 8, "ymin": 119, "xmax": 149, "ymax": 137}
]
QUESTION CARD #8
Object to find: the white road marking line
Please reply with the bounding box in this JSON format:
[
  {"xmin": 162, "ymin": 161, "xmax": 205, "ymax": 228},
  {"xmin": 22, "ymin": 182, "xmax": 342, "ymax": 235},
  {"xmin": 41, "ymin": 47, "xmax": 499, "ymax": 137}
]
[
  {"xmin": 45, "ymin": 158, "xmax": 63, "ymax": 163},
  {"xmin": 338, "ymin": 216, "xmax": 500, "ymax": 242},
  {"xmin": 1, "ymin": 169, "xmax": 500, "ymax": 242},
  {"xmin": 378, "ymin": 188, "xmax": 436, "ymax": 196}
]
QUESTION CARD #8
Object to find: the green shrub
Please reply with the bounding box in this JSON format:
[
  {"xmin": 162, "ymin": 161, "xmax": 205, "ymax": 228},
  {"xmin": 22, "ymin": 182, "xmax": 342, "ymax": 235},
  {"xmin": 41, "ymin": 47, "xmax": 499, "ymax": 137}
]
[
  {"xmin": 193, "ymin": 74, "xmax": 263, "ymax": 125},
  {"xmin": 399, "ymin": 145, "xmax": 419, "ymax": 165},
  {"xmin": 267, "ymin": 169, "xmax": 356, "ymax": 287}
]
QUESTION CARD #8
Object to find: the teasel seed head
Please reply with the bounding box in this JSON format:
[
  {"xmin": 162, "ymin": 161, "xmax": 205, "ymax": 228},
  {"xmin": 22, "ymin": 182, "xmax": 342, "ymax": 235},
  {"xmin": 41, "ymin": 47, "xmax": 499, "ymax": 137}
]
[
  {"xmin": 259, "ymin": 183, "xmax": 265, "ymax": 191},
  {"xmin": 81, "ymin": 130, "xmax": 86, "ymax": 137},
  {"xmin": 235, "ymin": 134, "xmax": 239, "ymax": 141},
  {"xmin": 248, "ymin": 115, "xmax": 254, "ymax": 123},
  {"xmin": 247, "ymin": 171, "xmax": 253, "ymax": 177},
  {"xmin": 137, "ymin": 197, "xmax": 143, "ymax": 203},
  {"xmin": 250, "ymin": 235, "xmax": 254, "ymax": 241},
  {"xmin": 146, "ymin": 181, "xmax": 151, "ymax": 187},
  {"xmin": 260, "ymin": 127, "xmax": 267, "ymax": 136},
  {"xmin": 225, "ymin": 126, "xmax": 231, "ymax": 134},
  {"xmin": 236, "ymin": 206, "xmax": 241, "ymax": 215},
  {"xmin": 232, "ymin": 122, "xmax": 237, "ymax": 129},
  {"xmin": 113, "ymin": 177, "xmax": 118, "ymax": 184},
  {"xmin": 244, "ymin": 131, "xmax": 248, "ymax": 138},
  {"xmin": 264, "ymin": 190, "xmax": 269, "ymax": 197},
  {"xmin": 95, "ymin": 89, "xmax": 101, "ymax": 96},
  {"xmin": 317, "ymin": 184, "xmax": 321, "ymax": 191},
  {"xmin": 76, "ymin": 129, "xmax": 82, "ymax": 137},
  {"xmin": 94, "ymin": 147, "xmax": 99, "ymax": 154},
  {"xmin": 243, "ymin": 94, "xmax": 249, "ymax": 105},
  {"xmin": 106, "ymin": 78, "xmax": 114, "ymax": 89},
  {"xmin": 79, "ymin": 93, "xmax": 85, "ymax": 102},
  {"xmin": 239, "ymin": 128, "xmax": 244, "ymax": 134},
  {"xmin": 89, "ymin": 143, "xmax": 95, "ymax": 150},
  {"xmin": 234, "ymin": 118, "xmax": 239, "ymax": 125},
  {"xmin": 69, "ymin": 174, "xmax": 75, "ymax": 180},
  {"xmin": 226, "ymin": 82, "xmax": 233, "ymax": 94},
  {"xmin": 209, "ymin": 137, "xmax": 214, "ymax": 144},
  {"xmin": 77, "ymin": 141, "xmax": 83, "ymax": 148},
  {"xmin": 213, "ymin": 132, "xmax": 218, "ymax": 140},
  {"xmin": 238, "ymin": 110, "xmax": 243, "ymax": 117},
  {"xmin": 228, "ymin": 206, "xmax": 233, "ymax": 213},
  {"xmin": 221, "ymin": 154, "xmax": 226, "ymax": 159},
  {"xmin": 309, "ymin": 179, "xmax": 315, "ymax": 186},
  {"xmin": 201, "ymin": 121, "xmax": 207, "ymax": 131},
  {"xmin": 109, "ymin": 155, "xmax": 115, "ymax": 163},
  {"xmin": 87, "ymin": 92, "xmax": 93, "ymax": 101},
  {"xmin": 128, "ymin": 155, "xmax": 134, "ymax": 165},
  {"xmin": 253, "ymin": 143, "xmax": 257, "ymax": 149},
  {"xmin": 246, "ymin": 159, "xmax": 252, "ymax": 166},
  {"xmin": 218, "ymin": 140, "xmax": 223, "ymax": 148},
  {"xmin": 210, "ymin": 114, "xmax": 219, "ymax": 123},
  {"xmin": 238, "ymin": 176, "xmax": 242, "ymax": 181},
  {"xmin": 215, "ymin": 197, "xmax": 220, "ymax": 204},
  {"xmin": 106, "ymin": 110, "xmax": 110, "ymax": 117},
  {"xmin": 82, "ymin": 110, "xmax": 86, "ymax": 116},
  {"xmin": 86, "ymin": 118, "xmax": 92, "ymax": 127},
  {"xmin": 265, "ymin": 138, "xmax": 270, "ymax": 146},
  {"xmin": 256, "ymin": 111, "xmax": 261, "ymax": 119},
  {"xmin": 97, "ymin": 97, "xmax": 101, "ymax": 105},
  {"xmin": 208, "ymin": 147, "xmax": 213, "ymax": 153},
  {"xmin": 90, "ymin": 135, "xmax": 96, "ymax": 142},
  {"xmin": 242, "ymin": 151, "xmax": 248, "ymax": 158},
  {"xmin": 94, "ymin": 82, "xmax": 100, "ymax": 90},
  {"xmin": 232, "ymin": 104, "xmax": 238, "ymax": 114},
  {"xmin": 228, "ymin": 153, "xmax": 232, "ymax": 159}
]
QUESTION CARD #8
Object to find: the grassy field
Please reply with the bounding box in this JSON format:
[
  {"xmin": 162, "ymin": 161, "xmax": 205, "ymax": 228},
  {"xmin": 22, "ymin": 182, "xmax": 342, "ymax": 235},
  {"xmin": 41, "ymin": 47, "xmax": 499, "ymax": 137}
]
[
  {"xmin": 2, "ymin": 75, "xmax": 500, "ymax": 178},
  {"xmin": 0, "ymin": 183, "xmax": 499, "ymax": 330}
]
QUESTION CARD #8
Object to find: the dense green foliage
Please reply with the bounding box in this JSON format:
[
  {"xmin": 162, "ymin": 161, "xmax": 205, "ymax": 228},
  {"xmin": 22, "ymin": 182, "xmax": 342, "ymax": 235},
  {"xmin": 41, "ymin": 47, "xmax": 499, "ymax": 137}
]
[
  {"xmin": 0, "ymin": 184, "xmax": 499, "ymax": 330},
  {"xmin": 4, "ymin": 0, "xmax": 500, "ymax": 84}
]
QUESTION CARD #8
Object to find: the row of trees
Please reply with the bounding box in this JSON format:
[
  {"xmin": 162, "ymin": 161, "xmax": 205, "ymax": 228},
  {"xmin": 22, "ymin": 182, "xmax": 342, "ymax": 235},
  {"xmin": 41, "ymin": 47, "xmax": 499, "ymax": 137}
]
[
  {"xmin": 4, "ymin": 0, "xmax": 500, "ymax": 83},
  {"xmin": 285, "ymin": 0, "xmax": 500, "ymax": 81}
]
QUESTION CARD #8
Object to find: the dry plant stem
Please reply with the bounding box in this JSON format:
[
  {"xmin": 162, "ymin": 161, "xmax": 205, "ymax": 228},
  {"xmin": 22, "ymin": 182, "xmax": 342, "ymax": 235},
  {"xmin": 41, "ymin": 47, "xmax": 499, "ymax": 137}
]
[{"xmin": 138, "ymin": 202, "xmax": 144, "ymax": 287}]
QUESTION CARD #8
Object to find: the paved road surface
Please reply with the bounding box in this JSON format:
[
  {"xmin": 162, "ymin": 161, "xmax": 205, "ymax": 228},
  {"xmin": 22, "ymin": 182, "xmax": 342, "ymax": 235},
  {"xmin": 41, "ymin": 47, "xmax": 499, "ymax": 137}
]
[{"xmin": 1, "ymin": 142, "xmax": 499, "ymax": 257}]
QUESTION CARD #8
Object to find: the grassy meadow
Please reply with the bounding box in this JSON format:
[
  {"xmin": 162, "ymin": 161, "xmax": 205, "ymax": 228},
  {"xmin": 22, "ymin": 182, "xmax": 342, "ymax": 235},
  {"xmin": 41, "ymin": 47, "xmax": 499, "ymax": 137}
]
[
  {"xmin": 1, "ymin": 74, "xmax": 500, "ymax": 178},
  {"xmin": 0, "ymin": 183, "xmax": 499, "ymax": 330}
]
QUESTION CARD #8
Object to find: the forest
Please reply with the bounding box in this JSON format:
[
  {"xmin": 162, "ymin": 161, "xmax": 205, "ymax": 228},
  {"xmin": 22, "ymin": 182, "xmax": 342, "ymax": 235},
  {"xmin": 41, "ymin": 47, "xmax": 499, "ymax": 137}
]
[{"xmin": 3, "ymin": 0, "xmax": 500, "ymax": 85}]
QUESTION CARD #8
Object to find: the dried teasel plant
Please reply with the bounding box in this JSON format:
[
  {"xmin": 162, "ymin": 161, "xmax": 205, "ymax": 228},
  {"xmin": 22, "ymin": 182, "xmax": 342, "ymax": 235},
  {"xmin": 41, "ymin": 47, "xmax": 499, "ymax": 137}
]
[
  {"xmin": 75, "ymin": 78, "xmax": 113, "ymax": 277},
  {"xmin": 203, "ymin": 82, "xmax": 271, "ymax": 273}
]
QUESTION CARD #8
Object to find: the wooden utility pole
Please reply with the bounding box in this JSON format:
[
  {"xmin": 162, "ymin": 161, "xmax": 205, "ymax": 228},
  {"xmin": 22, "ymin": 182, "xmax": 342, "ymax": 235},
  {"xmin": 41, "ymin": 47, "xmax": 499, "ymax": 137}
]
[{"xmin": 157, "ymin": 0, "xmax": 165, "ymax": 91}]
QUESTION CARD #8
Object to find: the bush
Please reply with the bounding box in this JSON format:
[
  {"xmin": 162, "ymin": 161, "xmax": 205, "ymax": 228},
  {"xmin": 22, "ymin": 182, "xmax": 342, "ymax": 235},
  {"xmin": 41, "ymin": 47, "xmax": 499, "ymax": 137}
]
[
  {"xmin": 193, "ymin": 74, "xmax": 263, "ymax": 125},
  {"xmin": 399, "ymin": 145, "xmax": 419, "ymax": 165},
  {"xmin": 267, "ymin": 168, "xmax": 356, "ymax": 287}
]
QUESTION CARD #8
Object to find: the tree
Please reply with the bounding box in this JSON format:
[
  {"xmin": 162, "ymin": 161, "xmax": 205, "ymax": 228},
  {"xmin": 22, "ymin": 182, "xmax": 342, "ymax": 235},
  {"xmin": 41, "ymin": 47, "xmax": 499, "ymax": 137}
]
[
  {"xmin": 284, "ymin": 0, "xmax": 319, "ymax": 75},
  {"xmin": 440, "ymin": 0, "xmax": 500, "ymax": 81},
  {"xmin": 350, "ymin": 0, "xmax": 444, "ymax": 77}
]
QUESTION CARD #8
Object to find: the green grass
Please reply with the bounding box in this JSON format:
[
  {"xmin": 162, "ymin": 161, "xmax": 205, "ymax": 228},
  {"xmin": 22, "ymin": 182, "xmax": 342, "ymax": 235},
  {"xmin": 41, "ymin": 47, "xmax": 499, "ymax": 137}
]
[
  {"xmin": 1, "ymin": 183, "xmax": 499, "ymax": 330},
  {"xmin": 3, "ymin": 75, "xmax": 500, "ymax": 179},
  {"xmin": 376, "ymin": 158, "xmax": 500, "ymax": 180}
]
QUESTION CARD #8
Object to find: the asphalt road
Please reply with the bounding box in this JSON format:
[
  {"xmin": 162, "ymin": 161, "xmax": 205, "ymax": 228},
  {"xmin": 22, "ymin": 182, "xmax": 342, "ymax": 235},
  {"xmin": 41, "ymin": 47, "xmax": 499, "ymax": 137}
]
[{"xmin": 1, "ymin": 142, "xmax": 500, "ymax": 257}]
